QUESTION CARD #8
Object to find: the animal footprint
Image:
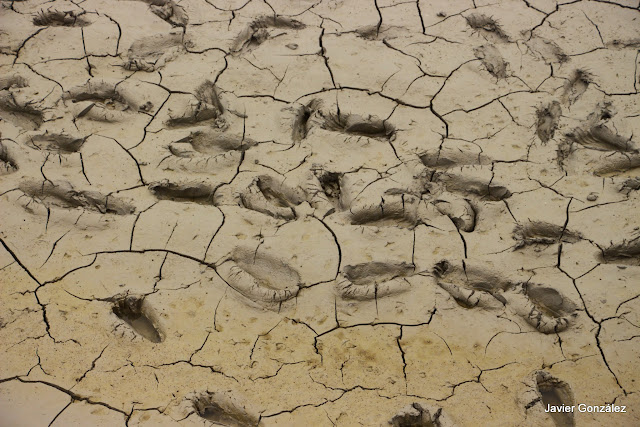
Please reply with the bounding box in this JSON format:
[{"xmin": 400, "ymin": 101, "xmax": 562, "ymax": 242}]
[
  {"xmin": 216, "ymin": 247, "xmax": 302, "ymax": 304},
  {"xmin": 465, "ymin": 14, "xmax": 510, "ymax": 42},
  {"xmin": 165, "ymin": 82, "xmax": 227, "ymax": 127},
  {"xmin": 337, "ymin": 262, "xmax": 415, "ymax": 300},
  {"xmin": 112, "ymin": 295, "xmax": 163, "ymax": 343},
  {"xmin": 349, "ymin": 193, "xmax": 421, "ymax": 228}
]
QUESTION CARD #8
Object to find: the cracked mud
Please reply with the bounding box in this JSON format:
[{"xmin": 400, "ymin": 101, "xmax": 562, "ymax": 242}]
[{"xmin": 1, "ymin": 0, "xmax": 639, "ymax": 426}]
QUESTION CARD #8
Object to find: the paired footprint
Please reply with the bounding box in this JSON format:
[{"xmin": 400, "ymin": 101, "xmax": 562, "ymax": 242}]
[{"xmin": 434, "ymin": 260, "xmax": 578, "ymax": 334}]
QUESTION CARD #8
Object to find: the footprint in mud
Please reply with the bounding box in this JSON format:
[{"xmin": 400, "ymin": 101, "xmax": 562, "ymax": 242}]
[
  {"xmin": 19, "ymin": 180, "xmax": 135, "ymax": 215},
  {"xmin": 192, "ymin": 391, "xmax": 260, "ymax": 427},
  {"xmin": 436, "ymin": 173, "xmax": 511, "ymax": 201},
  {"xmin": 474, "ymin": 44, "xmax": 508, "ymax": 79},
  {"xmin": 0, "ymin": 141, "xmax": 18, "ymax": 175},
  {"xmin": 512, "ymin": 221, "xmax": 582, "ymax": 250},
  {"xmin": 565, "ymin": 124, "xmax": 638, "ymax": 153},
  {"xmin": 337, "ymin": 262, "xmax": 416, "ymax": 300},
  {"xmin": 433, "ymin": 260, "xmax": 509, "ymax": 309},
  {"xmin": 533, "ymin": 371, "xmax": 576, "ymax": 427},
  {"xmin": 510, "ymin": 283, "xmax": 578, "ymax": 334},
  {"xmin": 147, "ymin": 0, "xmax": 188, "ymax": 27},
  {"xmin": 389, "ymin": 402, "xmax": 450, "ymax": 427},
  {"xmin": 238, "ymin": 175, "xmax": 306, "ymax": 220},
  {"xmin": 32, "ymin": 8, "xmax": 91, "ymax": 27},
  {"xmin": 349, "ymin": 193, "xmax": 422, "ymax": 229},
  {"xmin": 124, "ymin": 31, "xmax": 185, "ymax": 72},
  {"xmin": 232, "ymin": 15, "xmax": 305, "ymax": 54},
  {"xmin": 435, "ymin": 261, "xmax": 578, "ymax": 333},
  {"xmin": 598, "ymin": 237, "xmax": 640, "ymax": 266},
  {"xmin": 318, "ymin": 111, "xmax": 396, "ymax": 140},
  {"xmin": 0, "ymin": 76, "xmax": 46, "ymax": 130},
  {"xmin": 562, "ymin": 69, "xmax": 593, "ymax": 105},
  {"xmin": 148, "ymin": 180, "xmax": 216, "ymax": 204},
  {"xmin": 112, "ymin": 295, "xmax": 163, "ymax": 343},
  {"xmin": 536, "ymin": 101, "xmax": 562, "ymax": 144},
  {"xmin": 64, "ymin": 79, "xmax": 155, "ymax": 122},
  {"xmin": 311, "ymin": 166, "xmax": 342, "ymax": 213},
  {"xmin": 291, "ymin": 99, "xmax": 321, "ymax": 142},
  {"xmin": 160, "ymin": 128, "xmax": 257, "ymax": 174},
  {"xmin": 432, "ymin": 193, "xmax": 476, "ymax": 232},
  {"xmin": 26, "ymin": 132, "xmax": 87, "ymax": 154},
  {"xmin": 465, "ymin": 14, "xmax": 510, "ymax": 42},
  {"xmin": 216, "ymin": 246, "xmax": 302, "ymax": 305},
  {"xmin": 165, "ymin": 81, "xmax": 227, "ymax": 128}
]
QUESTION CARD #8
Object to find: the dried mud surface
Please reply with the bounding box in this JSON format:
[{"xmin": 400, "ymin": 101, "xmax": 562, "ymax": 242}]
[{"xmin": 1, "ymin": 0, "xmax": 640, "ymax": 426}]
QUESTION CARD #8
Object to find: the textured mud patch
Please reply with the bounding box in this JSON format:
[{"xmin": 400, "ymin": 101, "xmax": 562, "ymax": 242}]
[{"xmin": 33, "ymin": 9, "xmax": 91, "ymax": 27}]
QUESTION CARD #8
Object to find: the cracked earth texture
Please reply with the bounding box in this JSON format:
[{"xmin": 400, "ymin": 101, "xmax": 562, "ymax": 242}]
[{"xmin": 0, "ymin": 0, "xmax": 639, "ymax": 426}]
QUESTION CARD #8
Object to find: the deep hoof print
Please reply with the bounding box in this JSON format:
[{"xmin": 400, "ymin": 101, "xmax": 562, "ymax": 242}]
[
  {"xmin": 239, "ymin": 175, "xmax": 305, "ymax": 220},
  {"xmin": 350, "ymin": 194, "xmax": 421, "ymax": 228},
  {"xmin": 337, "ymin": 262, "xmax": 415, "ymax": 300},
  {"xmin": 32, "ymin": 9, "xmax": 91, "ymax": 27},
  {"xmin": 515, "ymin": 283, "xmax": 578, "ymax": 334},
  {"xmin": 19, "ymin": 180, "xmax": 135, "ymax": 215},
  {"xmin": 319, "ymin": 111, "xmax": 396, "ymax": 140},
  {"xmin": 112, "ymin": 295, "xmax": 163, "ymax": 343},
  {"xmin": 433, "ymin": 194, "xmax": 476, "ymax": 232},
  {"xmin": 166, "ymin": 82, "xmax": 227, "ymax": 128},
  {"xmin": 536, "ymin": 101, "xmax": 562, "ymax": 144},
  {"xmin": 148, "ymin": 180, "xmax": 215, "ymax": 204},
  {"xmin": 232, "ymin": 15, "xmax": 306, "ymax": 53},
  {"xmin": 599, "ymin": 237, "xmax": 640, "ymax": 266},
  {"xmin": 0, "ymin": 141, "xmax": 18, "ymax": 174},
  {"xmin": 535, "ymin": 371, "xmax": 576, "ymax": 427},
  {"xmin": 390, "ymin": 403, "xmax": 452, "ymax": 427},
  {"xmin": 192, "ymin": 392, "xmax": 259, "ymax": 427},
  {"xmin": 465, "ymin": 14, "xmax": 510, "ymax": 42},
  {"xmin": 512, "ymin": 221, "xmax": 582, "ymax": 250},
  {"xmin": 27, "ymin": 132, "xmax": 86, "ymax": 154},
  {"xmin": 216, "ymin": 247, "xmax": 301, "ymax": 305},
  {"xmin": 64, "ymin": 79, "xmax": 155, "ymax": 122},
  {"xmin": 434, "ymin": 260, "xmax": 509, "ymax": 309}
]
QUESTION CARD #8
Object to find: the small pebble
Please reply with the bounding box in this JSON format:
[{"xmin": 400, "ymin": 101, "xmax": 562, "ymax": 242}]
[
  {"xmin": 286, "ymin": 43, "xmax": 298, "ymax": 50},
  {"xmin": 587, "ymin": 193, "xmax": 598, "ymax": 201}
]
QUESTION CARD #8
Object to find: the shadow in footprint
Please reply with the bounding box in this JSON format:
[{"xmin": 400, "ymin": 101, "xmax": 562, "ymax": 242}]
[
  {"xmin": 512, "ymin": 221, "xmax": 582, "ymax": 250},
  {"xmin": 33, "ymin": 9, "xmax": 91, "ymax": 27},
  {"xmin": 536, "ymin": 371, "xmax": 575, "ymax": 427},
  {"xmin": 112, "ymin": 295, "xmax": 163, "ymax": 343},
  {"xmin": 148, "ymin": 180, "xmax": 216, "ymax": 204},
  {"xmin": 599, "ymin": 237, "xmax": 640, "ymax": 266},
  {"xmin": 0, "ymin": 142, "xmax": 18, "ymax": 175}
]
